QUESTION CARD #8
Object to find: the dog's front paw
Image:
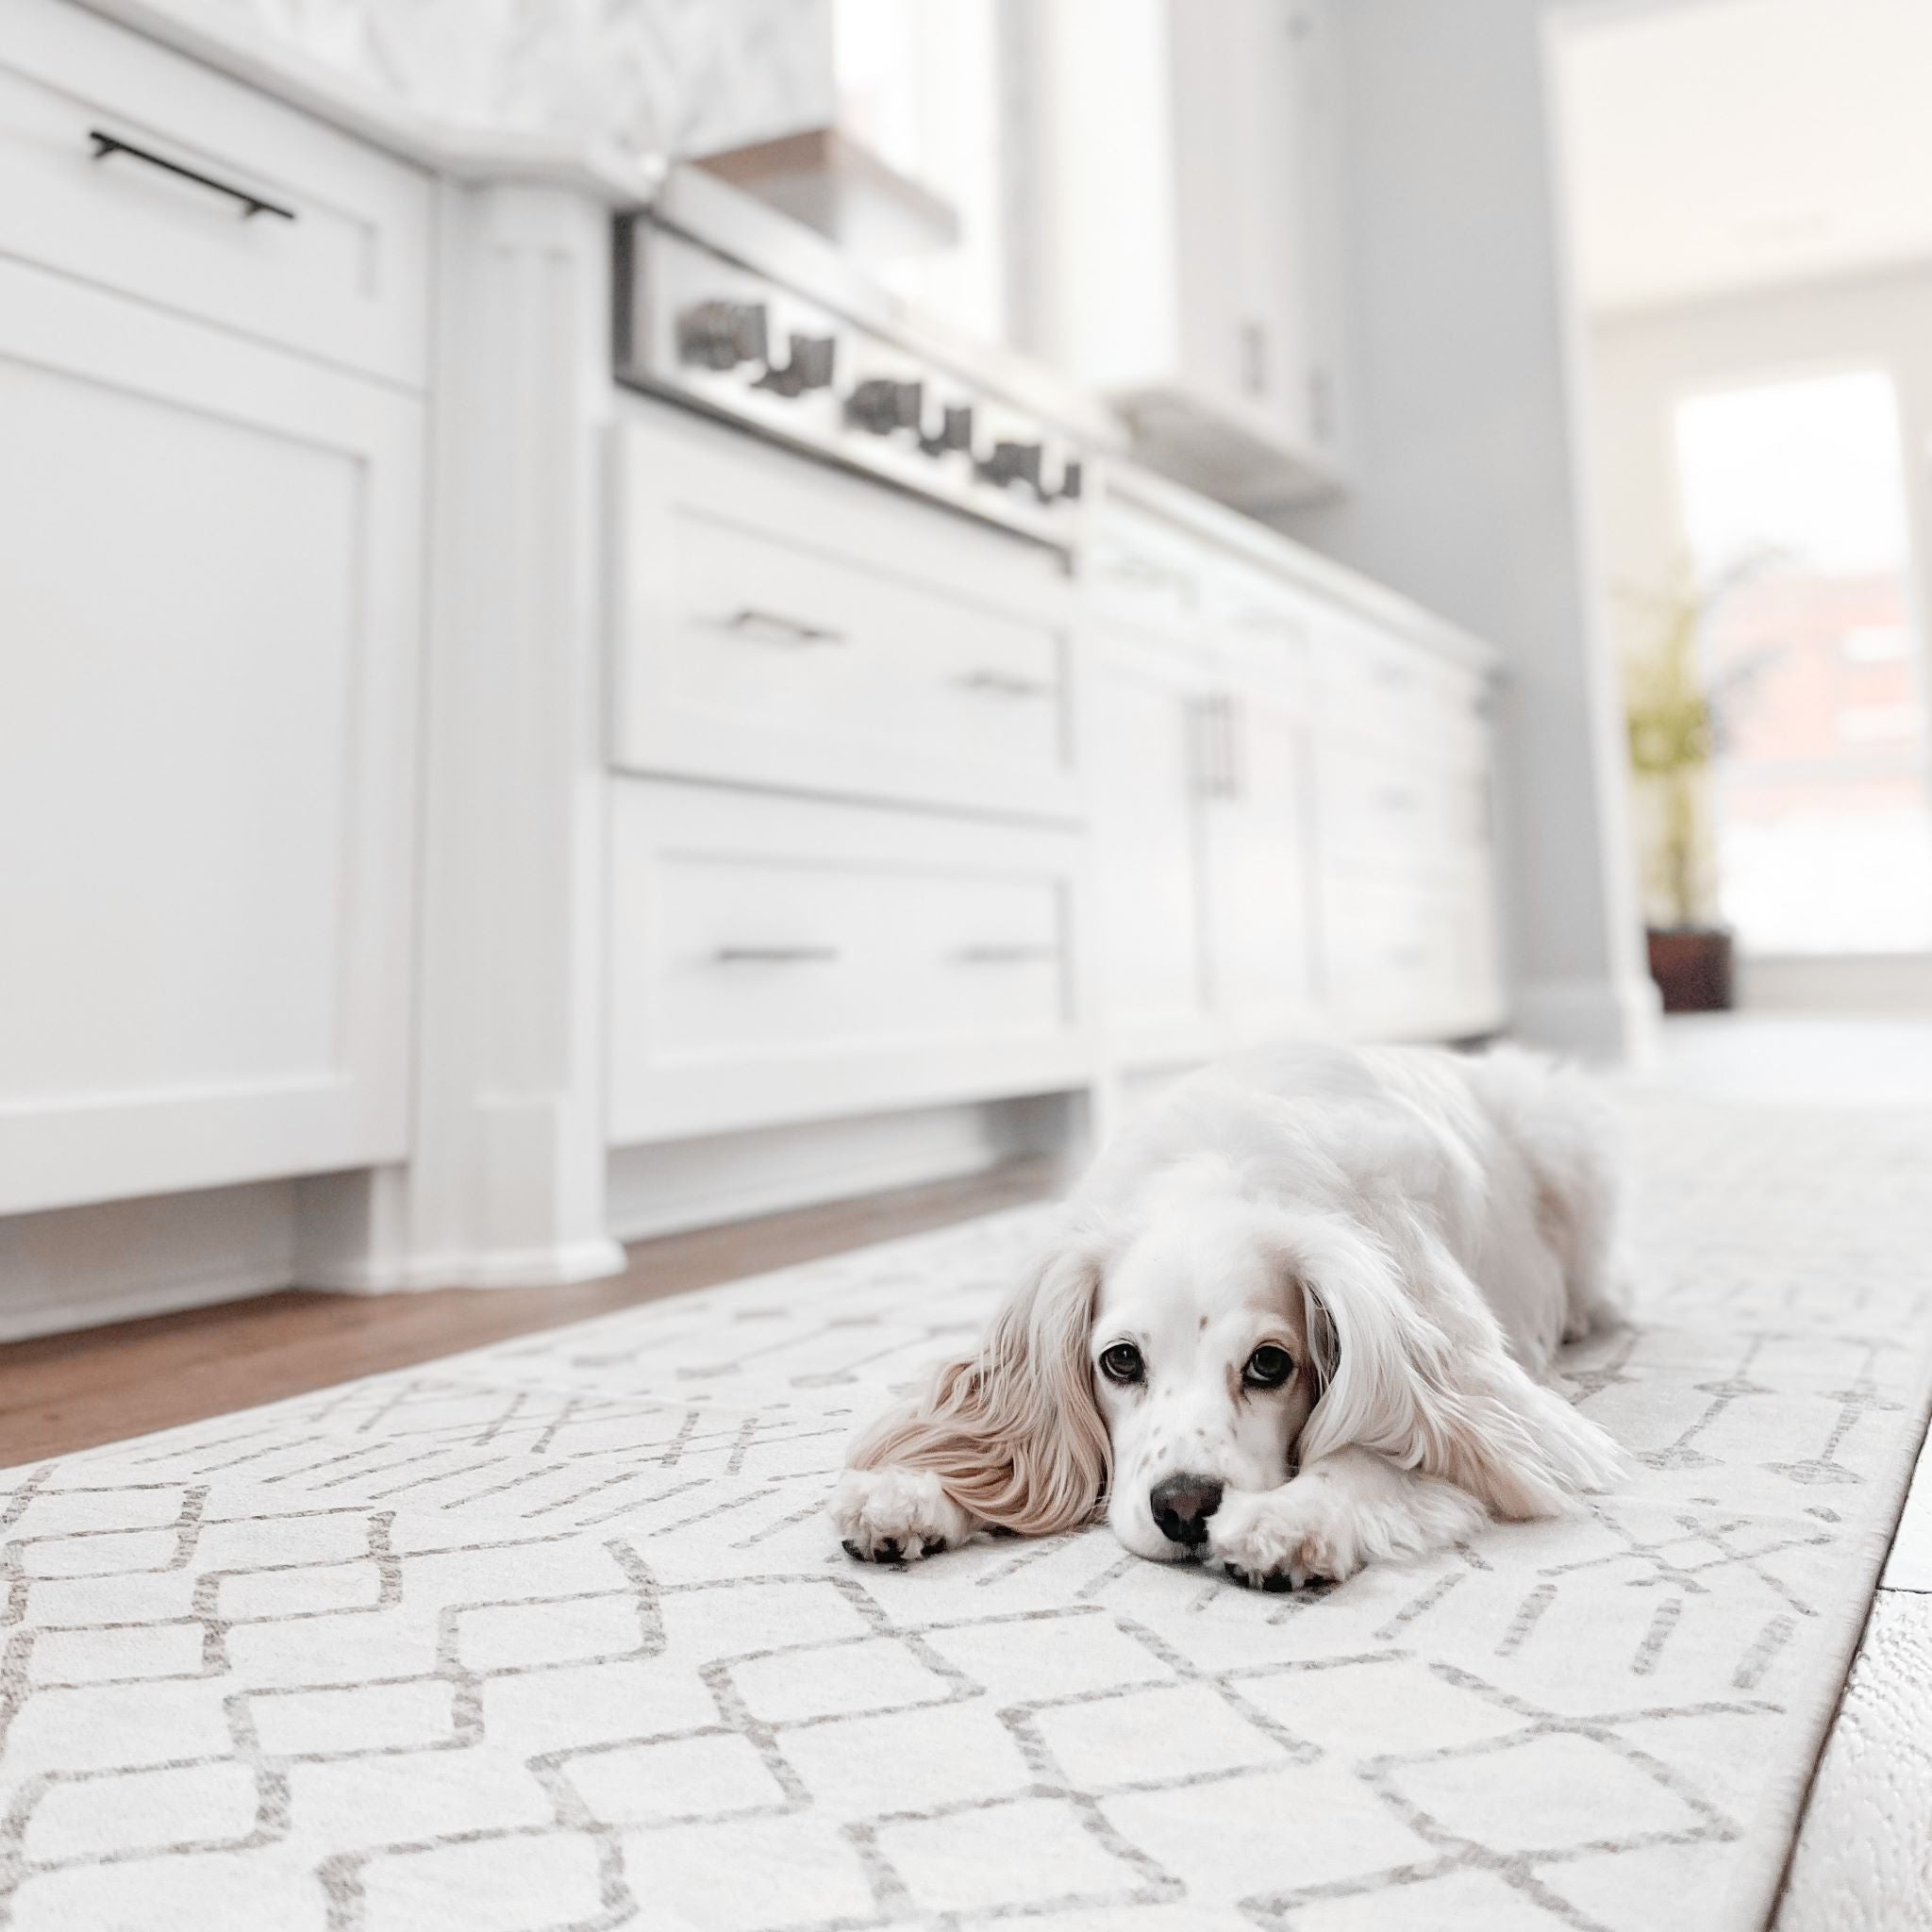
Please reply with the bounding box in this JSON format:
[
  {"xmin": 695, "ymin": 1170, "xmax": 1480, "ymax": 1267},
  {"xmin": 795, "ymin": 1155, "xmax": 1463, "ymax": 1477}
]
[
  {"xmin": 1208, "ymin": 1481, "xmax": 1357, "ymax": 1592},
  {"xmin": 828, "ymin": 1466, "xmax": 974, "ymax": 1564}
]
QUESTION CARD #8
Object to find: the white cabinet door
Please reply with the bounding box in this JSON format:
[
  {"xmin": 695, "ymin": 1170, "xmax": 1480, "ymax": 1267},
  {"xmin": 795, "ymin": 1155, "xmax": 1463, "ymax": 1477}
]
[
  {"xmin": 0, "ymin": 264, "xmax": 423, "ymax": 1214},
  {"xmin": 1086, "ymin": 631, "xmax": 1218, "ymax": 1063},
  {"xmin": 1239, "ymin": 0, "xmax": 1341, "ymax": 459},
  {"xmin": 1204, "ymin": 684, "xmax": 1322, "ymax": 1043},
  {"xmin": 1028, "ymin": 0, "xmax": 1346, "ymax": 501}
]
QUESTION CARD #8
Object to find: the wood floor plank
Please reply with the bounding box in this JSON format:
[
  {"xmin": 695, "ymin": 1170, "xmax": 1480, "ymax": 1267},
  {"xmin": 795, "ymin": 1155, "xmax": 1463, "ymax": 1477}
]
[{"xmin": 0, "ymin": 1158, "xmax": 1059, "ymax": 1464}]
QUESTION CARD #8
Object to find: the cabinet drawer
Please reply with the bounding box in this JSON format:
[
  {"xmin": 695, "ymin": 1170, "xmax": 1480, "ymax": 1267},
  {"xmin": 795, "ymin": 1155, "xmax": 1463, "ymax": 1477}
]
[
  {"xmin": 608, "ymin": 781, "xmax": 1091, "ymax": 1142},
  {"xmin": 1087, "ymin": 501, "xmax": 1207, "ymax": 635},
  {"xmin": 1202, "ymin": 560, "xmax": 1314, "ymax": 648},
  {"xmin": 1323, "ymin": 868, "xmax": 1503, "ymax": 1042},
  {"xmin": 612, "ymin": 406, "xmax": 1078, "ymax": 821},
  {"xmin": 1320, "ymin": 619, "xmax": 1492, "ymax": 765},
  {"xmin": 1318, "ymin": 620, "xmax": 1436, "ymax": 745},
  {"xmin": 1317, "ymin": 743, "xmax": 1491, "ymax": 875},
  {"xmin": 3, "ymin": 0, "xmax": 431, "ymax": 388}
]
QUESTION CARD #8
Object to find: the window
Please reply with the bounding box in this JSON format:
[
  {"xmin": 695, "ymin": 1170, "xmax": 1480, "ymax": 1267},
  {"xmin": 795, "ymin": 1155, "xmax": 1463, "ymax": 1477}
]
[{"xmin": 1674, "ymin": 368, "xmax": 1932, "ymax": 953}]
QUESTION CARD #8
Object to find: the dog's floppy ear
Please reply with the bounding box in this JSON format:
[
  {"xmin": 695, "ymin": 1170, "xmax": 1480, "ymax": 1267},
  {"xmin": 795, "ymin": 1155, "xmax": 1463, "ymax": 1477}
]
[
  {"xmin": 1288, "ymin": 1216, "xmax": 1622, "ymax": 1521},
  {"xmin": 848, "ymin": 1226, "xmax": 1111, "ymax": 1536}
]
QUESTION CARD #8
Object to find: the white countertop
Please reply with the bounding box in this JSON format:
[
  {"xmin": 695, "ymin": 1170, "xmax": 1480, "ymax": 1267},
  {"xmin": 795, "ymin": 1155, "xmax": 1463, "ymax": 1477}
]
[{"xmin": 77, "ymin": 0, "xmax": 668, "ymax": 203}]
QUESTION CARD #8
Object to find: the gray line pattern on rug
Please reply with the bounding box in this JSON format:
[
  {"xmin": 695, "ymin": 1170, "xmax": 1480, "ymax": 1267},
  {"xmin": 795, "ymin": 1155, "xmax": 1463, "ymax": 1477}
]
[{"xmin": 3, "ymin": 1096, "xmax": 1930, "ymax": 1931}]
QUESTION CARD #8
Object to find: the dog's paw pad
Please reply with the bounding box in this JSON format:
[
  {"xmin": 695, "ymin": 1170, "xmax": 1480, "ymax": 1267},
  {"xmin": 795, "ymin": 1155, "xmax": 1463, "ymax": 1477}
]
[
  {"xmin": 1208, "ymin": 1486, "xmax": 1353, "ymax": 1591},
  {"xmin": 1223, "ymin": 1559, "xmax": 1309, "ymax": 1593},
  {"xmin": 826, "ymin": 1466, "xmax": 973, "ymax": 1563}
]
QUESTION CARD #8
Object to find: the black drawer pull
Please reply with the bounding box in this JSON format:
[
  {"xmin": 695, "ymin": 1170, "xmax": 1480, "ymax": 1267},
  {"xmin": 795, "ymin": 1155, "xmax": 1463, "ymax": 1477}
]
[
  {"xmin": 89, "ymin": 129, "xmax": 296, "ymax": 223},
  {"xmin": 712, "ymin": 946, "xmax": 840, "ymax": 965}
]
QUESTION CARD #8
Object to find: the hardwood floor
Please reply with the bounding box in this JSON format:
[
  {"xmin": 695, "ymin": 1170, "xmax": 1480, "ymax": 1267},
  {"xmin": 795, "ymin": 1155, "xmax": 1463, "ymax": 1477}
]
[{"xmin": 0, "ymin": 1158, "xmax": 1060, "ymax": 1465}]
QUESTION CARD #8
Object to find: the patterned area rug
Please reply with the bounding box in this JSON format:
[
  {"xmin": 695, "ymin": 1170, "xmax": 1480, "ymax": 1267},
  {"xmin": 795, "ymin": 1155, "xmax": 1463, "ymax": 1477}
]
[{"xmin": 4, "ymin": 1097, "xmax": 1931, "ymax": 1932}]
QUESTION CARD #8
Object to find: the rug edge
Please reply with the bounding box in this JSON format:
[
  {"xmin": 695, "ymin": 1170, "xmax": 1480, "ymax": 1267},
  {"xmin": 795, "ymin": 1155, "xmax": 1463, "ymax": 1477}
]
[{"xmin": 1717, "ymin": 1341, "xmax": 1932, "ymax": 1932}]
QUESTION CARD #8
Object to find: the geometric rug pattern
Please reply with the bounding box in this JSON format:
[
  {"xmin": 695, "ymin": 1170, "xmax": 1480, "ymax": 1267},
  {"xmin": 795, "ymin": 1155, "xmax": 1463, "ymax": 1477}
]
[{"xmin": 3, "ymin": 1097, "xmax": 1930, "ymax": 1931}]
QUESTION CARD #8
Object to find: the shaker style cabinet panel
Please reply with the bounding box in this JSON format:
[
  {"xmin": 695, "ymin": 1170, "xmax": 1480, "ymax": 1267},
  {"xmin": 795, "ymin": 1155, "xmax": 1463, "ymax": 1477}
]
[
  {"xmin": 1202, "ymin": 682, "xmax": 1323, "ymax": 1044},
  {"xmin": 1085, "ymin": 626, "xmax": 1322, "ymax": 1071},
  {"xmin": 1085, "ymin": 635, "xmax": 1220, "ymax": 1064},
  {"xmin": 610, "ymin": 403, "xmax": 1079, "ymax": 824},
  {"xmin": 1308, "ymin": 610, "xmax": 1507, "ymax": 1042},
  {"xmin": 608, "ymin": 781, "xmax": 1093, "ymax": 1144},
  {"xmin": 1025, "ymin": 0, "xmax": 1344, "ymax": 505},
  {"xmin": 1085, "ymin": 484, "xmax": 1503, "ymax": 1063},
  {"xmin": 0, "ymin": 264, "xmax": 424, "ymax": 1214}
]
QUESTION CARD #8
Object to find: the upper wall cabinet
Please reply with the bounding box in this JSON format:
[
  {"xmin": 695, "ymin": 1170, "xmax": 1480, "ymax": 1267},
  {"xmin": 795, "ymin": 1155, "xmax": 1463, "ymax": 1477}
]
[{"xmin": 1023, "ymin": 0, "xmax": 1345, "ymax": 508}]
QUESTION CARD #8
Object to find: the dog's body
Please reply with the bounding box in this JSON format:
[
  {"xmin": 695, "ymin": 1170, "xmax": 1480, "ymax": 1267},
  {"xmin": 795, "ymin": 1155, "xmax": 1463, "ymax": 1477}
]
[{"xmin": 830, "ymin": 1042, "xmax": 1628, "ymax": 1589}]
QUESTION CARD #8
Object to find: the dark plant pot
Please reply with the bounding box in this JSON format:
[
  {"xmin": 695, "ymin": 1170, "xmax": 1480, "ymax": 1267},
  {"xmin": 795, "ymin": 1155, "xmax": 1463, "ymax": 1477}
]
[{"xmin": 1646, "ymin": 925, "xmax": 1735, "ymax": 1013}]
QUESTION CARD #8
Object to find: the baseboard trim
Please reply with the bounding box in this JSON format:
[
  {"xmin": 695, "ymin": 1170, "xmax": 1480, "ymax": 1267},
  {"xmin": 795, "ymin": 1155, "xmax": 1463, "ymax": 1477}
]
[
  {"xmin": 305, "ymin": 1236, "xmax": 629, "ymax": 1296},
  {"xmin": 1740, "ymin": 952, "xmax": 1932, "ymax": 1015},
  {"xmin": 606, "ymin": 1096, "xmax": 1075, "ymax": 1245},
  {"xmin": 0, "ymin": 1180, "xmax": 298, "ymax": 1343}
]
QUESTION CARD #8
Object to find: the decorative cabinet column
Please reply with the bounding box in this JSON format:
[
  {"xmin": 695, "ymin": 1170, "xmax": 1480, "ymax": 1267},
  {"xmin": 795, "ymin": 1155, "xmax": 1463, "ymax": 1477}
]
[{"xmin": 300, "ymin": 181, "xmax": 625, "ymax": 1290}]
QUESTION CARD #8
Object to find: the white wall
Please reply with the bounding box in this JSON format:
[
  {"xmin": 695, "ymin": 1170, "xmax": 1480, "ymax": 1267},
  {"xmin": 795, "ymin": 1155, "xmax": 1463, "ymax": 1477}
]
[{"xmin": 1274, "ymin": 0, "xmax": 1656, "ymax": 1059}]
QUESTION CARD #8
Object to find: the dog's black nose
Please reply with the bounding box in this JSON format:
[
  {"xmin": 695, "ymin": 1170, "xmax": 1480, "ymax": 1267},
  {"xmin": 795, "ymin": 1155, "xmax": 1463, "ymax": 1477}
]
[{"xmin": 1149, "ymin": 1474, "xmax": 1224, "ymax": 1548}]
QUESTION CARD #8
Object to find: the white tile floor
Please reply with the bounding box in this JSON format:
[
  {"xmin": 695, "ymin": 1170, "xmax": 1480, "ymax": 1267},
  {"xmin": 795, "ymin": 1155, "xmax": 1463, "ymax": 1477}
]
[{"xmin": 1639, "ymin": 1015, "xmax": 1932, "ymax": 1929}]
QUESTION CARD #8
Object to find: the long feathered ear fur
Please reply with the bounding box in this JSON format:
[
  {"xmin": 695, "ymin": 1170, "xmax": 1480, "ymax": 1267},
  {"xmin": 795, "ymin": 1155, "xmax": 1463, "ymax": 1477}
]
[
  {"xmin": 1289, "ymin": 1216, "xmax": 1624, "ymax": 1521},
  {"xmin": 847, "ymin": 1233, "xmax": 1112, "ymax": 1536}
]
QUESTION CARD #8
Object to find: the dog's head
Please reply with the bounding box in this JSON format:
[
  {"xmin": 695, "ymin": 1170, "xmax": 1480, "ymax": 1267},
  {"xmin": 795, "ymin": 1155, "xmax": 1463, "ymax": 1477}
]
[
  {"xmin": 850, "ymin": 1144, "xmax": 1592, "ymax": 1559},
  {"xmin": 1087, "ymin": 1191, "xmax": 1332, "ymax": 1558}
]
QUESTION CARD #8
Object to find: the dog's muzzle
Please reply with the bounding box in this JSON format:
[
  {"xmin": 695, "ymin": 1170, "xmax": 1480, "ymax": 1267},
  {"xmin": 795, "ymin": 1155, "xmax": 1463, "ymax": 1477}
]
[{"xmin": 1149, "ymin": 1474, "xmax": 1224, "ymax": 1549}]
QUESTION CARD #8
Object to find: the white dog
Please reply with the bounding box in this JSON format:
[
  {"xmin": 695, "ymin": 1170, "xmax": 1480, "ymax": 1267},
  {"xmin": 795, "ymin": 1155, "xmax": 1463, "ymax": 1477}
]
[{"xmin": 829, "ymin": 1042, "xmax": 1628, "ymax": 1590}]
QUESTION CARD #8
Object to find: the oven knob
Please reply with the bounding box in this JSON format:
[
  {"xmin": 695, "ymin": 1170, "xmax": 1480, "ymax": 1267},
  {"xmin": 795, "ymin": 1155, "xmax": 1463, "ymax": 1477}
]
[
  {"xmin": 755, "ymin": 332, "xmax": 838, "ymax": 398},
  {"xmin": 847, "ymin": 377, "xmax": 924, "ymax": 434},
  {"xmin": 981, "ymin": 440, "xmax": 1043, "ymax": 490},
  {"xmin": 791, "ymin": 335, "xmax": 837, "ymax": 391},
  {"xmin": 919, "ymin": 403, "xmax": 975, "ymax": 458},
  {"xmin": 676, "ymin": 299, "xmax": 769, "ymax": 372}
]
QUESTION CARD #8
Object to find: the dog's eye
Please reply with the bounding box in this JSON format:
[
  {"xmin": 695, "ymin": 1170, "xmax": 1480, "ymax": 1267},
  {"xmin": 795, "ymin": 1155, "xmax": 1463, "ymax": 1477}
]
[
  {"xmin": 1098, "ymin": 1341, "xmax": 1144, "ymax": 1384},
  {"xmin": 1243, "ymin": 1344, "xmax": 1295, "ymax": 1389}
]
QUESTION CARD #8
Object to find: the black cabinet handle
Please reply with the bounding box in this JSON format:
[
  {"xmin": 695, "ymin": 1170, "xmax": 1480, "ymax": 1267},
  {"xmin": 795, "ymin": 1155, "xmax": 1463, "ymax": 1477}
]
[{"xmin": 89, "ymin": 129, "xmax": 296, "ymax": 224}]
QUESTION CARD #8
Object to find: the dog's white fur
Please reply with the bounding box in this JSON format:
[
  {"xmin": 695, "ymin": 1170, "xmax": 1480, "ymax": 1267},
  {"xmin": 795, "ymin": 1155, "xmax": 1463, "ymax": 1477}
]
[{"xmin": 830, "ymin": 1042, "xmax": 1628, "ymax": 1589}]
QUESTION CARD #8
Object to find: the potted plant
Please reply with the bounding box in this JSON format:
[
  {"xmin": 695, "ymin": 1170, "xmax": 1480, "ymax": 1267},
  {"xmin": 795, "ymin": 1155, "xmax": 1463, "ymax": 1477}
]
[{"xmin": 1619, "ymin": 559, "xmax": 1775, "ymax": 1013}]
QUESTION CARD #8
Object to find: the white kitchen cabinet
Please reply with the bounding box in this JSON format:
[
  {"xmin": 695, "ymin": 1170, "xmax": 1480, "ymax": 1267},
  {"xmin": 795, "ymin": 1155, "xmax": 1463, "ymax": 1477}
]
[
  {"xmin": 608, "ymin": 780, "xmax": 1093, "ymax": 1143},
  {"xmin": 610, "ymin": 401, "xmax": 1078, "ymax": 824},
  {"xmin": 1025, "ymin": 0, "xmax": 1344, "ymax": 507},
  {"xmin": 1085, "ymin": 631, "xmax": 1219, "ymax": 1065},
  {"xmin": 1086, "ymin": 628, "xmax": 1321, "ymax": 1071},
  {"xmin": 0, "ymin": 260, "xmax": 424, "ymax": 1215},
  {"xmin": 3, "ymin": 0, "xmax": 434, "ymax": 388},
  {"xmin": 1088, "ymin": 476, "xmax": 1503, "ymax": 1064},
  {"xmin": 1203, "ymin": 677, "xmax": 1323, "ymax": 1044}
]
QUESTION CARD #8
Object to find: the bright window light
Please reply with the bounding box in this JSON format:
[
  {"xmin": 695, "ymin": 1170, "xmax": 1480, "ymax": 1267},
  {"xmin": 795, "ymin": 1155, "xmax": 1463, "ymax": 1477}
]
[{"xmin": 1674, "ymin": 369, "xmax": 1932, "ymax": 954}]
